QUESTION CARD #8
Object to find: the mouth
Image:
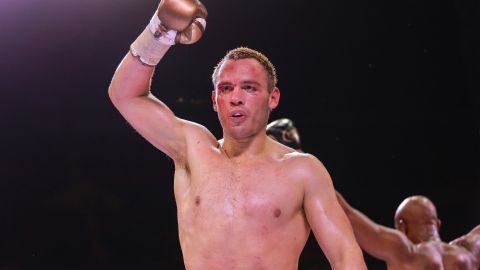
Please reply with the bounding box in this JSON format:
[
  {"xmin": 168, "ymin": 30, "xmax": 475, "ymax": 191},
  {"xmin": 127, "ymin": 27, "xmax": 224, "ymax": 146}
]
[{"xmin": 229, "ymin": 111, "xmax": 246, "ymax": 123}]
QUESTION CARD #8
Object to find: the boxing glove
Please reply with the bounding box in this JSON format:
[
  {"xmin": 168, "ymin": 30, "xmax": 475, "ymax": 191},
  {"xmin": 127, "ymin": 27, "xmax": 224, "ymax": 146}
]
[
  {"xmin": 131, "ymin": 0, "xmax": 208, "ymax": 66},
  {"xmin": 266, "ymin": 118, "xmax": 302, "ymax": 150}
]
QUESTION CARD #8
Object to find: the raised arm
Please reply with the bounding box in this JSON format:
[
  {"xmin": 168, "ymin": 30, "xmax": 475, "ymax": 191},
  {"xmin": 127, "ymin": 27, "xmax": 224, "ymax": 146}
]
[
  {"xmin": 301, "ymin": 155, "xmax": 367, "ymax": 270},
  {"xmin": 108, "ymin": 0, "xmax": 207, "ymax": 162},
  {"xmin": 335, "ymin": 191, "xmax": 414, "ymax": 263}
]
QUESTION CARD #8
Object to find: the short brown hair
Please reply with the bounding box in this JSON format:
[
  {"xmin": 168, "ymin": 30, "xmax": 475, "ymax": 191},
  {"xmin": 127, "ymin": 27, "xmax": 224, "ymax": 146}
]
[{"xmin": 212, "ymin": 47, "xmax": 278, "ymax": 92}]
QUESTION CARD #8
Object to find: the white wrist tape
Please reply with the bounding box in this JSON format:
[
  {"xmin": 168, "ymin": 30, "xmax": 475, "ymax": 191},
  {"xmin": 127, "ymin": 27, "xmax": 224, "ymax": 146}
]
[
  {"xmin": 130, "ymin": 12, "xmax": 177, "ymax": 66},
  {"xmin": 148, "ymin": 13, "xmax": 177, "ymax": 45}
]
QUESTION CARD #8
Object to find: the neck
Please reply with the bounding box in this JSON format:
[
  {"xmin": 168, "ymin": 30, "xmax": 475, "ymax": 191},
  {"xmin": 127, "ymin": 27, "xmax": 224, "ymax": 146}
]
[
  {"xmin": 220, "ymin": 133, "xmax": 269, "ymax": 162},
  {"xmin": 426, "ymin": 232, "xmax": 442, "ymax": 242},
  {"xmin": 415, "ymin": 231, "xmax": 442, "ymax": 244},
  {"xmin": 422, "ymin": 236, "xmax": 441, "ymax": 243}
]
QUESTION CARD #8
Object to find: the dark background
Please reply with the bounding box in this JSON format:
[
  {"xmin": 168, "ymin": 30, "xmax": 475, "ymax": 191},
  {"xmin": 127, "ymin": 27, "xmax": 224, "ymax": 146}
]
[{"xmin": 1, "ymin": 0, "xmax": 479, "ymax": 269}]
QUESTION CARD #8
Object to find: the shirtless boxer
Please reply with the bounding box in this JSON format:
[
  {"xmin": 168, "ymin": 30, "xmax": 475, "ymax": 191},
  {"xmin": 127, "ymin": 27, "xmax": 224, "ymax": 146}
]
[
  {"xmin": 108, "ymin": 0, "xmax": 367, "ymax": 269},
  {"xmin": 336, "ymin": 193, "xmax": 480, "ymax": 269}
]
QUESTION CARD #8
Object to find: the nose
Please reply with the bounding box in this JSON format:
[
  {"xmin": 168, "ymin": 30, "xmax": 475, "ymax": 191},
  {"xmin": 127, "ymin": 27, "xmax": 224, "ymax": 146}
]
[{"xmin": 230, "ymin": 87, "xmax": 244, "ymax": 106}]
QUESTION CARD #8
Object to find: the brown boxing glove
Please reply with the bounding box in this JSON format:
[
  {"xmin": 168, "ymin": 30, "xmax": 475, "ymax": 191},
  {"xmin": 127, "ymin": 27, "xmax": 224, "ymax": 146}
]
[
  {"xmin": 157, "ymin": 0, "xmax": 207, "ymax": 44},
  {"xmin": 130, "ymin": 0, "xmax": 208, "ymax": 66}
]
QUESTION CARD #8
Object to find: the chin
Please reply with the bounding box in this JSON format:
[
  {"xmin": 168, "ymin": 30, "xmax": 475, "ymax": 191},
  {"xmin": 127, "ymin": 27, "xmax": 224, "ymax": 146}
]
[
  {"xmin": 228, "ymin": 130, "xmax": 249, "ymax": 139},
  {"xmin": 226, "ymin": 126, "xmax": 253, "ymax": 140}
]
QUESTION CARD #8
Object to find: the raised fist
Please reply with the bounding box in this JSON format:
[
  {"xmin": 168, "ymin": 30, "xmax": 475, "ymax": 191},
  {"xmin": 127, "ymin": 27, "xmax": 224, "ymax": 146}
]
[{"xmin": 154, "ymin": 0, "xmax": 207, "ymax": 44}]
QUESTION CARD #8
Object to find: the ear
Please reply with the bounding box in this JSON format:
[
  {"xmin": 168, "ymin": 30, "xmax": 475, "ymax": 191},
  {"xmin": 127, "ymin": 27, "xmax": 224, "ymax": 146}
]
[
  {"xmin": 211, "ymin": 90, "xmax": 218, "ymax": 112},
  {"xmin": 396, "ymin": 219, "xmax": 407, "ymax": 234},
  {"xmin": 268, "ymin": 87, "xmax": 280, "ymax": 110},
  {"xmin": 436, "ymin": 218, "xmax": 442, "ymax": 230}
]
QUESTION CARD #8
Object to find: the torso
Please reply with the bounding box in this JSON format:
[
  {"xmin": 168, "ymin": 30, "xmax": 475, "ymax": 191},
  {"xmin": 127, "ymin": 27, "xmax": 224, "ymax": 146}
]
[
  {"xmin": 173, "ymin": 134, "xmax": 310, "ymax": 270},
  {"xmin": 388, "ymin": 241, "xmax": 479, "ymax": 270}
]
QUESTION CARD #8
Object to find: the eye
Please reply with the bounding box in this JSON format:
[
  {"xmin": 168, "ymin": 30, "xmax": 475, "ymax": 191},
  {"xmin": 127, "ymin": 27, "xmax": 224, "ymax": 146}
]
[
  {"xmin": 426, "ymin": 219, "xmax": 437, "ymax": 225},
  {"xmin": 219, "ymin": 85, "xmax": 233, "ymax": 92},
  {"xmin": 242, "ymin": 85, "xmax": 256, "ymax": 92}
]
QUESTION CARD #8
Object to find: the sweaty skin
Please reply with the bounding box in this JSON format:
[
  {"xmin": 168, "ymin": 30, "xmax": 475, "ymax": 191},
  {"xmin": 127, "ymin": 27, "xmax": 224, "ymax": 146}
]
[
  {"xmin": 109, "ymin": 48, "xmax": 367, "ymax": 269},
  {"xmin": 336, "ymin": 193, "xmax": 480, "ymax": 270}
]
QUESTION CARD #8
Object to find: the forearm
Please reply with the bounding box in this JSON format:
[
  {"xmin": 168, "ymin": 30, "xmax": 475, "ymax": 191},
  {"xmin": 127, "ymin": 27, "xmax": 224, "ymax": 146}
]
[
  {"xmin": 348, "ymin": 208, "xmax": 384, "ymax": 245},
  {"xmin": 337, "ymin": 192, "xmax": 413, "ymax": 262},
  {"xmin": 108, "ymin": 50, "xmax": 164, "ymax": 103},
  {"xmin": 327, "ymin": 210, "xmax": 368, "ymax": 270},
  {"xmin": 327, "ymin": 242, "xmax": 367, "ymax": 270},
  {"xmin": 336, "ymin": 192, "xmax": 380, "ymax": 244},
  {"xmin": 306, "ymin": 192, "xmax": 367, "ymax": 269},
  {"xmin": 109, "ymin": 0, "xmax": 206, "ymax": 104}
]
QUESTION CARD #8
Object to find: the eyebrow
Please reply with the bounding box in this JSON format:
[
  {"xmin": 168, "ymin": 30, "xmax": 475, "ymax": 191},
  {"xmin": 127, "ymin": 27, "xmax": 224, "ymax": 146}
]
[
  {"xmin": 217, "ymin": 81, "xmax": 261, "ymax": 87},
  {"xmin": 217, "ymin": 82, "xmax": 232, "ymax": 86},
  {"xmin": 240, "ymin": 81, "xmax": 261, "ymax": 86}
]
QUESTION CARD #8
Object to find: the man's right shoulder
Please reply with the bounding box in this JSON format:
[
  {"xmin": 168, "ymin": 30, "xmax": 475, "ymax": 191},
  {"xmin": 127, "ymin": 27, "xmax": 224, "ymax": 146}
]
[
  {"xmin": 177, "ymin": 120, "xmax": 220, "ymax": 161},
  {"xmin": 172, "ymin": 120, "xmax": 218, "ymax": 168},
  {"xmin": 180, "ymin": 119, "xmax": 217, "ymax": 145}
]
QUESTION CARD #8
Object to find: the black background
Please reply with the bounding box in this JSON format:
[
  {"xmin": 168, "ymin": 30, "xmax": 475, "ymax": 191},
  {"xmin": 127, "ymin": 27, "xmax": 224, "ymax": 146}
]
[{"xmin": 1, "ymin": 0, "xmax": 479, "ymax": 269}]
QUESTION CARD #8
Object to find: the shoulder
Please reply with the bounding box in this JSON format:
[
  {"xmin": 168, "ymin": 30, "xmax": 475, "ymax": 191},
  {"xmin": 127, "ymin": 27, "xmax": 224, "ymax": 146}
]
[
  {"xmin": 449, "ymin": 225, "xmax": 480, "ymax": 245},
  {"xmin": 292, "ymin": 152, "xmax": 329, "ymax": 175},
  {"xmin": 449, "ymin": 225, "xmax": 480, "ymax": 259},
  {"xmin": 174, "ymin": 119, "xmax": 218, "ymax": 165},
  {"xmin": 180, "ymin": 119, "xmax": 217, "ymax": 144},
  {"xmin": 266, "ymin": 138, "xmax": 332, "ymax": 186},
  {"xmin": 280, "ymin": 152, "xmax": 326, "ymax": 172},
  {"xmin": 279, "ymin": 152, "xmax": 333, "ymax": 192}
]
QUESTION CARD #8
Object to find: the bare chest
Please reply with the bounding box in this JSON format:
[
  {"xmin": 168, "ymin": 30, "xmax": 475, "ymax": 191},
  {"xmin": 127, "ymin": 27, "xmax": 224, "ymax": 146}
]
[
  {"xmin": 441, "ymin": 244, "xmax": 477, "ymax": 270},
  {"xmin": 408, "ymin": 243, "xmax": 477, "ymax": 270},
  {"xmin": 176, "ymin": 154, "xmax": 304, "ymax": 229}
]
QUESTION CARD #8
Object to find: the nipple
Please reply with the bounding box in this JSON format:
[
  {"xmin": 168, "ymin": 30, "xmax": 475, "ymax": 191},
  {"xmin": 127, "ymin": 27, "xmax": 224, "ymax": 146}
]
[{"xmin": 274, "ymin": 208, "xmax": 281, "ymax": 218}]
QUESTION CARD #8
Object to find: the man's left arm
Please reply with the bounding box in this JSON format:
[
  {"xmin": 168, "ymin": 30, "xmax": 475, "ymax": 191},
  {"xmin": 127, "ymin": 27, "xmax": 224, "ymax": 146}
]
[{"xmin": 301, "ymin": 154, "xmax": 367, "ymax": 270}]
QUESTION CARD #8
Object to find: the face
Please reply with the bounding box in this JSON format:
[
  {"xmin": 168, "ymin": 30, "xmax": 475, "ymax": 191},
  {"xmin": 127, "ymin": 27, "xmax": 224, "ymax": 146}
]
[
  {"xmin": 212, "ymin": 58, "xmax": 280, "ymax": 139},
  {"xmin": 394, "ymin": 196, "xmax": 441, "ymax": 243}
]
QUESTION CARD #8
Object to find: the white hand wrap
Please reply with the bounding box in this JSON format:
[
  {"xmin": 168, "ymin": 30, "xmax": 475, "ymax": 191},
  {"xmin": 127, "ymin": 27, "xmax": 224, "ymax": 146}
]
[
  {"xmin": 130, "ymin": 13, "xmax": 177, "ymax": 66},
  {"xmin": 148, "ymin": 14, "xmax": 177, "ymax": 45}
]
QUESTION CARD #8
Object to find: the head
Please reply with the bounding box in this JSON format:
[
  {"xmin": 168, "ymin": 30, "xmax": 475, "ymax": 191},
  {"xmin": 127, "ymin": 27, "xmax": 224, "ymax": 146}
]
[
  {"xmin": 394, "ymin": 195, "xmax": 442, "ymax": 244},
  {"xmin": 211, "ymin": 47, "xmax": 280, "ymax": 139},
  {"xmin": 212, "ymin": 47, "xmax": 278, "ymax": 92},
  {"xmin": 266, "ymin": 118, "xmax": 302, "ymax": 151}
]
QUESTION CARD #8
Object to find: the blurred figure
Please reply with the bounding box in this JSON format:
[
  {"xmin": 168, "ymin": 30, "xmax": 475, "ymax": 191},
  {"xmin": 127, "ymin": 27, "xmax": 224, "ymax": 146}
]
[
  {"xmin": 336, "ymin": 193, "xmax": 480, "ymax": 270},
  {"xmin": 266, "ymin": 118, "xmax": 302, "ymax": 151}
]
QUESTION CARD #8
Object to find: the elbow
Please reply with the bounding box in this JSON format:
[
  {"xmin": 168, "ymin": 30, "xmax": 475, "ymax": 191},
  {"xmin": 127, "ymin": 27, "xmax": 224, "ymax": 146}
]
[
  {"xmin": 108, "ymin": 79, "xmax": 150, "ymax": 107},
  {"xmin": 108, "ymin": 81, "xmax": 127, "ymax": 108},
  {"xmin": 338, "ymin": 250, "xmax": 368, "ymax": 270},
  {"xmin": 108, "ymin": 84, "xmax": 119, "ymax": 105},
  {"xmin": 331, "ymin": 253, "xmax": 367, "ymax": 270}
]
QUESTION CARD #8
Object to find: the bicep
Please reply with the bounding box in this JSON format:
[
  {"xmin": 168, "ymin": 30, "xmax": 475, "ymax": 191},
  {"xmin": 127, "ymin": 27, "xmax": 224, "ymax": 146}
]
[
  {"xmin": 361, "ymin": 225, "xmax": 414, "ymax": 262},
  {"xmin": 304, "ymin": 178, "xmax": 359, "ymax": 263},
  {"xmin": 336, "ymin": 194, "xmax": 414, "ymax": 262},
  {"xmin": 302, "ymin": 158, "xmax": 363, "ymax": 267},
  {"xmin": 113, "ymin": 93, "xmax": 188, "ymax": 161},
  {"xmin": 109, "ymin": 52, "xmax": 196, "ymax": 162}
]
